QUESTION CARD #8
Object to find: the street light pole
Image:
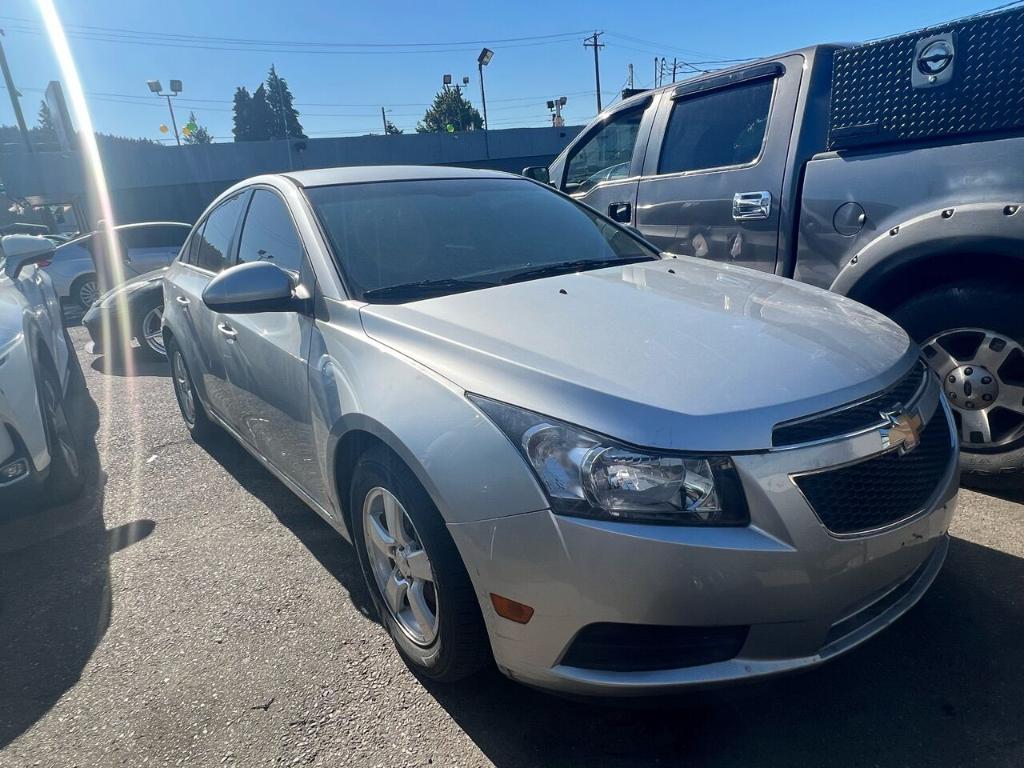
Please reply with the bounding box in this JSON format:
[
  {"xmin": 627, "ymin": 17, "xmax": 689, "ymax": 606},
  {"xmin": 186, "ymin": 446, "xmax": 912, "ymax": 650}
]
[
  {"xmin": 147, "ymin": 79, "xmax": 182, "ymax": 146},
  {"xmin": 477, "ymin": 48, "xmax": 493, "ymax": 131}
]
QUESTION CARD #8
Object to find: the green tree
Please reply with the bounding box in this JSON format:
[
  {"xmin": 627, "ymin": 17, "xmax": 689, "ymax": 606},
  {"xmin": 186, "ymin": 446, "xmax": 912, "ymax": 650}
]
[
  {"xmin": 265, "ymin": 65, "xmax": 306, "ymax": 139},
  {"xmin": 249, "ymin": 84, "xmax": 275, "ymax": 141},
  {"xmin": 182, "ymin": 111, "xmax": 213, "ymax": 144},
  {"xmin": 232, "ymin": 86, "xmax": 253, "ymax": 141},
  {"xmin": 37, "ymin": 100, "xmax": 56, "ymax": 134},
  {"xmin": 384, "ymin": 119, "xmax": 403, "ymax": 135},
  {"xmin": 417, "ymin": 88, "xmax": 483, "ymax": 134}
]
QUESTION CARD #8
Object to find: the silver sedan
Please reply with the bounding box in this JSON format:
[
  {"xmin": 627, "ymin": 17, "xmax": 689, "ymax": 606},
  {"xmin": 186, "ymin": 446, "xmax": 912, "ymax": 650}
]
[{"xmin": 162, "ymin": 166, "xmax": 957, "ymax": 697}]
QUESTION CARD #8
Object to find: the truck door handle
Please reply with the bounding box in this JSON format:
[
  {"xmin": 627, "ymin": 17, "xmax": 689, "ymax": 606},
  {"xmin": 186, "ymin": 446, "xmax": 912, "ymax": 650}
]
[
  {"xmin": 175, "ymin": 295, "xmax": 190, "ymax": 306},
  {"xmin": 608, "ymin": 201, "xmax": 632, "ymax": 223},
  {"xmin": 732, "ymin": 191, "xmax": 772, "ymax": 220},
  {"xmin": 217, "ymin": 322, "xmax": 238, "ymax": 341}
]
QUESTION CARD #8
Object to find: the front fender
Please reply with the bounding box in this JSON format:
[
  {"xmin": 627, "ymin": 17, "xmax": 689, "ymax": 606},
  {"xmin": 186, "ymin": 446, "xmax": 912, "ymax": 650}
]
[
  {"xmin": 311, "ymin": 299, "xmax": 549, "ymax": 530},
  {"xmin": 830, "ymin": 201, "xmax": 1024, "ymax": 298}
]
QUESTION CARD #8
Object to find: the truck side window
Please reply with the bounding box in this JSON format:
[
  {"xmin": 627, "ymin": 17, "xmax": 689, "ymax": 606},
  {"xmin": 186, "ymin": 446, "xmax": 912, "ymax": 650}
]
[
  {"xmin": 564, "ymin": 109, "xmax": 645, "ymax": 194},
  {"xmin": 658, "ymin": 79, "xmax": 774, "ymax": 175}
]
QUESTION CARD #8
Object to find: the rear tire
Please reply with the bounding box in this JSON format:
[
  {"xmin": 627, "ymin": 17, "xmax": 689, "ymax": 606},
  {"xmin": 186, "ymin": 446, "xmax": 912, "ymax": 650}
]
[
  {"xmin": 70, "ymin": 273, "xmax": 99, "ymax": 312},
  {"xmin": 167, "ymin": 338, "xmax": 215, "ymax": 440},
  {"xmin": 350, "ymin": 445, "xmax": 490, "ymax": 682},
  {"xmin": 891, "ymin": 281, "xmax": 1024, "ymax": 479}
]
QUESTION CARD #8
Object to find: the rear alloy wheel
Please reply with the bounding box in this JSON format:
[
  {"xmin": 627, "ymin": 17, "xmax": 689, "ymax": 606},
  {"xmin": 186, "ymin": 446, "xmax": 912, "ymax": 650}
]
[
  {"xmin": 892, "ymin": 281, "xmax": 1024, "ymax": 478},
  {"xmin": 168, "ymin": 339, "xmax": 214, "ymax": 440},
  {"xmin": 72, "ymin": 274, "xmax": 99, "ymax": 311}
]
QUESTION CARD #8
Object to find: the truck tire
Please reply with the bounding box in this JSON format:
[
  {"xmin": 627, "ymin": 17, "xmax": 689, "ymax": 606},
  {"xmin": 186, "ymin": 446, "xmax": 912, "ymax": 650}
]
[{"xmin": 891, "ymin": 282, "xmax": 1024, "ymax": 479}]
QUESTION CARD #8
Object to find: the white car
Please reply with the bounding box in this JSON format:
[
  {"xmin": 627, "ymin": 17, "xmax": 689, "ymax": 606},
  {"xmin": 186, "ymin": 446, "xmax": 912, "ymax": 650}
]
[{"xmin": 0, "ymin": 235, "xmax": 84, "ymax": 509}]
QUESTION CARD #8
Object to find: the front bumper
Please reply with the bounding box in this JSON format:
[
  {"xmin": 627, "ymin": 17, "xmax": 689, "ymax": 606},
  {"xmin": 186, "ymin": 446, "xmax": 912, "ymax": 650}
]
[{"xmin": 447, "ymin": 383, "xmax": 958, "ymax": 697}]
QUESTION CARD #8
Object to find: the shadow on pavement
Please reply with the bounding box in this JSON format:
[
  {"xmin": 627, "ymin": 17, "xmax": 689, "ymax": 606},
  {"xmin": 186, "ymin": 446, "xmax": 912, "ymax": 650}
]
[
  {"xmin": 0, "ymin": 357, "xmax": 155, "ymax": 749},
  {"xmin": 421, "ymin": 535, "xmax": 1024, "ymax": 768},
  {"xmin": 90, "ymin": 353, "xmax": 169, "ymax": 379},
  {"xmin": 193, "ymin": 429, "xmax": 374, "ymax": 619}
]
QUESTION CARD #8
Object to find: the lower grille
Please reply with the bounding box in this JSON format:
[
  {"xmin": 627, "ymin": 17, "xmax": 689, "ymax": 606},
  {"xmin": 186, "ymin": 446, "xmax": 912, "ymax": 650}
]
[
  {"xmin": 560, "ymin": 623, "xmax": 749, "ymax": 672},
  {"xmin": 794, "ymin": 410, "xmax": 954, "ymax": 535}
]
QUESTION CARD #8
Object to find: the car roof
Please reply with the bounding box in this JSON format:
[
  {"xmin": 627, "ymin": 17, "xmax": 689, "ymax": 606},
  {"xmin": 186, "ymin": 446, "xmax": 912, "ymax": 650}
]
[{"xmin": 282, "ymin": 165, "xmax": 518, "ymax": 188}]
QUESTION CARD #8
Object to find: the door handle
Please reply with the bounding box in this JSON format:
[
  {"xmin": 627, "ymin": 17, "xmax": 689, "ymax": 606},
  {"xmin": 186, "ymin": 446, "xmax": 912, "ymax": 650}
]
[
  {"xmin": 608, "ymin": 201, "xmax": 632, "ymax": 223},
  {"xmin": 217, "ymin": 322, "xmax": 238, "ymax": 341},
  {"xmin": 175, "ymin": 295, "xmax": 190, "ymax": 306},
  {"xmin": 732, "ymin": 191, "xmax": 772, "ymax": 220}
]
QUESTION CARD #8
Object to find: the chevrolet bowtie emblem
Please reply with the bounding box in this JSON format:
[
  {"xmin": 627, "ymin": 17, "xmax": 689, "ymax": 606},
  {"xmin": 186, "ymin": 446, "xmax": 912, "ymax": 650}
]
[{"xmin": 880, "ymin": 406, "xmax": 924, "ymax": 455}]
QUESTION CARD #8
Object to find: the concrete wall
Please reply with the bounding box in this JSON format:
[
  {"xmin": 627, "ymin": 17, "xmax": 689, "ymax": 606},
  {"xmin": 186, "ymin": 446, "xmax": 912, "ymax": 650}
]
[{"xmin": 1, "ymin": 126, "xmax": 581, "ymax": 227}]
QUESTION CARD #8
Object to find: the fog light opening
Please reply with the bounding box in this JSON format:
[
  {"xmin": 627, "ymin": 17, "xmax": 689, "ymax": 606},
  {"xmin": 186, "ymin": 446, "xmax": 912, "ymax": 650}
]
[{"xmin": 490, "ymin": 593, "xmax": 534, "ymax": 624}]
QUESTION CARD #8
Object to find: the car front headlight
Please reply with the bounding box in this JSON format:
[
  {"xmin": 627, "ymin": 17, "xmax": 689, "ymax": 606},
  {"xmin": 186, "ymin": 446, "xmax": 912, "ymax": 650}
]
[{"xmin": 469, "ymin": 395, "xmax": 749, "ymax": 525}]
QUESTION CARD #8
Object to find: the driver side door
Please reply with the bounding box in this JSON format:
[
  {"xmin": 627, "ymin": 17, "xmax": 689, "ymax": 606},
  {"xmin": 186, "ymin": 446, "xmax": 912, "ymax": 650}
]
[{"xmin": 554, "ymin": 97, "xmax": 657, "ymax": 227}]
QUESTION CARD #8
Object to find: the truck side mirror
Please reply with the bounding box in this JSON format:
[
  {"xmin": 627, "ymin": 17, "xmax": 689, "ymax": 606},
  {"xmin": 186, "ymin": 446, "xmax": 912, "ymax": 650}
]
[
  {"xmin": 1, "ymin": 235, "xmax": 56, "ymax": 279},
  {"xmin": 522, "ymin": 166, "xmax": 551, "ymax": 185}
]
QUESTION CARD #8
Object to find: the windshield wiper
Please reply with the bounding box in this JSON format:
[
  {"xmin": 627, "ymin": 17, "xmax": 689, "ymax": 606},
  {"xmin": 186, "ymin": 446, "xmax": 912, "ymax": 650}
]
[
  {"xmin": 362, "ymin": 277, "xmax": 498, "ymax": 302},
  {"xmin": 497, "ymin": 256, "xmax": 656, "ymax": 285}
]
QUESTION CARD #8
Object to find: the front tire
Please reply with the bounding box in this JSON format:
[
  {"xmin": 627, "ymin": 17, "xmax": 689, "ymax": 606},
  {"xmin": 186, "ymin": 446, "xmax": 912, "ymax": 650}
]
[
  {"xmin": 36, "ymin": 361, "xmax": 84, "ymax": 506},
  {"xmin": 350, "ymin": 446, "xmax": 490, "ymax": 682},
  {"xmin": 892, "ymin": 281, "xmax": 1024, "ymax": 478},
  {"xmin": 134, "ymin": 303, "xmax": 166, "ymax": 361}
]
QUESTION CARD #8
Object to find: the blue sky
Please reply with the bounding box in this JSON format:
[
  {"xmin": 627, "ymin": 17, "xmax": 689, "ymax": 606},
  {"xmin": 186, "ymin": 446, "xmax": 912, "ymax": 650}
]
[{"xmin": 0, "ymin": 0, "xmax": 1001, "ymax": 142}]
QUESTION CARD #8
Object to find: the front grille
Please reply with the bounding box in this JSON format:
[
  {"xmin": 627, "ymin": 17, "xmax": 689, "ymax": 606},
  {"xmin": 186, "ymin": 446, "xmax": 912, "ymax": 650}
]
[
  {"xmin": 560, "ymin": 623, "xmax": 749, "ymax": 672},
  {"xmin": 794, "ymin": 410, "xmax": 954, "ymax": 535},
  {"xmin": 773, "ymin": 362, "xmax": 926, "ymax": 447}
]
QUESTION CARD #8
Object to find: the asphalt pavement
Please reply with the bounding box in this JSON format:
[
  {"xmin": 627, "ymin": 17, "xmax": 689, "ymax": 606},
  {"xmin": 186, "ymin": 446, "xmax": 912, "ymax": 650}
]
[{"xmin": 1, "ymin": 327, "xmax": 1022, "ymax": 767}]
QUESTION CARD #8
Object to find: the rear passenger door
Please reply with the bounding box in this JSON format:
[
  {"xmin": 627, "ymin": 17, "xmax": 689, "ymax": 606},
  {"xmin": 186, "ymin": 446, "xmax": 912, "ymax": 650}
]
[
  {"xmin": 167, "ymin": 192, "xmax": 249, "ymax": 416},
  {"xmin": 555, "ymin": 98, "xmax": 655, "ymax": 226},
  {"xmin": 218, "ymin": 188, "xmax": 318, "ymax": 496},
  {"xmin": 634, "ymin": 58, "xmax": 801, "ymax": 272}
]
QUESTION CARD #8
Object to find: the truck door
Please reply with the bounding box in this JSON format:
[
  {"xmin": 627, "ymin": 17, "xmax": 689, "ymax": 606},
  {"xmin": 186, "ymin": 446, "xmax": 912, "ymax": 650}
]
[
  {"xmin": 634, "ymin": 57, "xmax": 803, "ymax": 272},
  {"xmin": 554, "ymin": 96, "xmax": 657, "ymax": 227}
]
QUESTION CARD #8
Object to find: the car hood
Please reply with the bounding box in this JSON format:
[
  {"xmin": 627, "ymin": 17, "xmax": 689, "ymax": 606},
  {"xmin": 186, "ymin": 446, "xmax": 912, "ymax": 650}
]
[
  {"xmin": 359, "ymin": 258, "xmax": 916, "ymax": 451},
  {"xmin": 97, "ymin": 267, "xmax": 166, "ymax": 306}
]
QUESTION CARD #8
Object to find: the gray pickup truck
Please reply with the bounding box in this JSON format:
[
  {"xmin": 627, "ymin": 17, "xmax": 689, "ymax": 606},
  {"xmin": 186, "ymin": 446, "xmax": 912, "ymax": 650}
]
[{"xmin": 528, "ymin": 7, "xmax": 1024, "ymax": 480}]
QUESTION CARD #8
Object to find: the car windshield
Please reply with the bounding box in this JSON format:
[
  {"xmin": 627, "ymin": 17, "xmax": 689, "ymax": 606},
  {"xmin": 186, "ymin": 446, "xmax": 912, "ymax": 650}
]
[{"xmin": 305, "ymin": 177, "xmax": 658, "ymax": 302}]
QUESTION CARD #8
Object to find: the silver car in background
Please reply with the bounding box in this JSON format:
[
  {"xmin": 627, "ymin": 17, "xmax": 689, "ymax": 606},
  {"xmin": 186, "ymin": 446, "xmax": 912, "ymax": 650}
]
[
  {"xmin": 162, "ymin": 167, "xmax": 958, "ymax": 697},
  {"xmin": 45, "ymin": 221, "xmax": 190, "ymax": 311}
]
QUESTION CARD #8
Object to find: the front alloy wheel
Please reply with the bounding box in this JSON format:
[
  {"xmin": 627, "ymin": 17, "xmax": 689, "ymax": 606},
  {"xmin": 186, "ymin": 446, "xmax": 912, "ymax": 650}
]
[
  {"xmin": 362, "ymin": 487, "xmax": 439, "ymax": 646},
  {"xmin": 140, "ymin": 306, "xmax": 166, "ymax": 358}
]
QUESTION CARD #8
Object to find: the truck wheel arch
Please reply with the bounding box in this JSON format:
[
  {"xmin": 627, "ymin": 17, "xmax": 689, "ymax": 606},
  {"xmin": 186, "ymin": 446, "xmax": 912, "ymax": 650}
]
[{"xmin": 830, "ymin": 201, "xmax": 1024, "ymax": 313}]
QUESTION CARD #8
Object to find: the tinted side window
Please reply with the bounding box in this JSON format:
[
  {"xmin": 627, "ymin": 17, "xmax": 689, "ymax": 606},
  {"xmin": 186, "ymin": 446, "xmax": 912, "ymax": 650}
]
[
  {"xmin": 118, "ymin": 226, "xmax": 187, "ymax": 250},
  {"xmin": 237, "ymin": 190, "xmax": 304, "ymax": 275},
  {"xmin": 564, "ymin": 108, "xmax": 645, "ymax": 194},
  {"xmin": 658, "ymin": 79, "xmax": 774, "ymax": 175},
  {"xmin": 195, "ymin": 195, "xmax": 245, "ymax": 272}
]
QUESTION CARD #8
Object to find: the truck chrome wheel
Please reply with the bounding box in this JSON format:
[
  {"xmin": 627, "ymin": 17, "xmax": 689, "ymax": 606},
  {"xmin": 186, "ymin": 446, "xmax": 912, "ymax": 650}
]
[
  {"xmin": 362, "ymin": 487, "xmax": 439, "ymax": 646},
  {"xmin": 922, "ymin": 327, "xmax": 1024, "ymax": 449}
]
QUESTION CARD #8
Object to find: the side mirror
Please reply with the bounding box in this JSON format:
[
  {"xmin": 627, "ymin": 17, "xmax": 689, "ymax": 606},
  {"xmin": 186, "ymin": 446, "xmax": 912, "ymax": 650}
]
[
  {"xmin": 202, "ymin": 261, "xmax": 296, "ymax": 314},
  {"xmin": 522, "ymin": 166, "xmax": 551, "ymax": 185},
  {"xmin": 1, "ymin": 235, "xmax": 56, "ymax": 279}
]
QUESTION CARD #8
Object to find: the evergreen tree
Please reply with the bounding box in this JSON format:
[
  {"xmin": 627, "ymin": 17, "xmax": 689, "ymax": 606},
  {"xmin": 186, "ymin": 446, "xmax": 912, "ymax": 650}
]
[
  {"xmin": 182, "ymin": 111, "xmax": 213, "ymax": 144},
  {"xmin": 249, "ymin": 84, "xmax": 275, "ymax": 141},
  {"xmin": 417, "ymin": 88, "xmax": 483, "ymax": 133},
  {"xmin": 384, "ymin": 119, "xmax": 403, "ymax": 135},
  {"xmin": 232, "ymin": 87, "xmax": 253, "ymax": 141},
  {"xmin": 265, "ymin": 65, "xmax": 306, "ymax": 139},
  {"xmin": 37, "ymin": 100, "xmax": 56, "ymax": 133}
]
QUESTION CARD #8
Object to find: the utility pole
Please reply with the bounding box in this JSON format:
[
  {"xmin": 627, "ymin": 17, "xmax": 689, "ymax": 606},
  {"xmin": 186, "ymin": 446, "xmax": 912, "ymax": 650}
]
[
  {"xmin": 381, "ymin": 106, "xmax": 388, "ymax": 134},
  {"xmin": 627, "ymin": 63, "xmax": 634, "ymax": 90},
  {"xmin": 0, "ymin": 30, "xmax": 33, "ymax": 153},
  {"xmin": 671, "ymin": 58, "xmax": 678, "ymax": 84},
  {"xmin": 583, "ymin": 31, "xmax": 604, "ymax": 113}
]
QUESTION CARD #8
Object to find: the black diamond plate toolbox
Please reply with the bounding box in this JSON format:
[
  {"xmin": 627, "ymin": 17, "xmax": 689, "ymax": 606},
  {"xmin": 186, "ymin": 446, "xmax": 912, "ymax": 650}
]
[{"xmin": 829, "ymin": 6, "xmax": 1024, "ymax": 150}]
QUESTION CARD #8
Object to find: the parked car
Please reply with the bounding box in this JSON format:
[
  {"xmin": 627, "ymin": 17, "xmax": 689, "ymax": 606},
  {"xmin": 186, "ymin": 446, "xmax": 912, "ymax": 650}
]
[
  {"xmin": 162, "ymin": 167, "xmax": 957, "ymax": 696},
  {"xmin": 45, "ymin": 222, "xmax": 190, "ymax": 311},
  {"xmin": 0, "ymin": 235, "xmax": 84, "ymax": 509},
  {"xmin": 83, "ymin": 267, "xmax": 168, "ymax": 360},
  {"xmin": 527, "ymin": 6, "xmax": 1024, "ymax": 480}
]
